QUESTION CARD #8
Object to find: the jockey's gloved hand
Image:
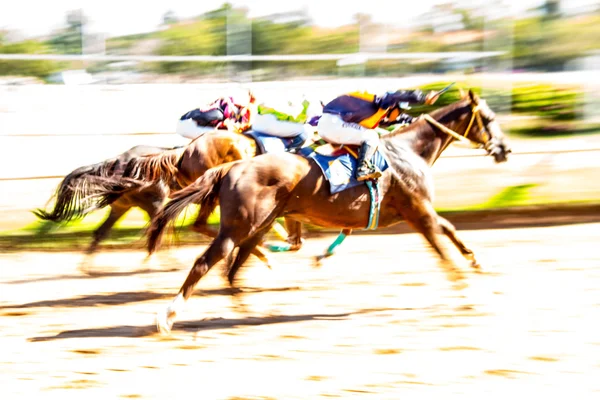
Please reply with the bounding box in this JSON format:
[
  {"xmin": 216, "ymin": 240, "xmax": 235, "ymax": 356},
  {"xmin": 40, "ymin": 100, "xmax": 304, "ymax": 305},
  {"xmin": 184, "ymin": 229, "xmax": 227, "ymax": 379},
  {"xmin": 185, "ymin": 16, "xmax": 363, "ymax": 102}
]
[
  {"xmin": 308, "ymin": 115, "xmax": 321, "ymax": 127},
  {"xmin": 378, "ymin": 90, "xmax": 426, "ymax": 109},
  {"xmin": 395, "ymin": 113, "xmax": 414, "ymax": 125},
  {"xmin": 424, "ymin": 90, "xmax": 441, "ymax": 105}
]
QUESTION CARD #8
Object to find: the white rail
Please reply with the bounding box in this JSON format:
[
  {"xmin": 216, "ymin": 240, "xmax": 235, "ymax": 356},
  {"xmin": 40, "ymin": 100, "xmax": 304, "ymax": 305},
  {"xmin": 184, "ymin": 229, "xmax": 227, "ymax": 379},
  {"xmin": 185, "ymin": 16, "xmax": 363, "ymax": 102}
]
[{"xmin": 0, "ymin": 51, "xmax": 506, "ymax": 62}]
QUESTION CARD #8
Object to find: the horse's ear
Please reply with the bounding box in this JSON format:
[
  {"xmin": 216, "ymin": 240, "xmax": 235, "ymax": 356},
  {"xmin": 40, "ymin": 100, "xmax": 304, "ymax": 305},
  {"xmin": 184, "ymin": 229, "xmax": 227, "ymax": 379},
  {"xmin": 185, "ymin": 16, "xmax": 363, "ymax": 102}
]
[
  {"xmin": 468, "ymin": 89, "xmax": 479, "ymax": 105},
  {"xmin": 458, "ymin": 87, "xmax": 466, "ymax": 98}
]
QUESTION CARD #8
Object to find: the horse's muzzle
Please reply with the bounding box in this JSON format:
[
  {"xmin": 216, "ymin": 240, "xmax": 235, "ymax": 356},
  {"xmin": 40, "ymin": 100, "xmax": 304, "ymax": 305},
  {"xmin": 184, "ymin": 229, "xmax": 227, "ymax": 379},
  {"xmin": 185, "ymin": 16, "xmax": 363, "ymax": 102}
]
[{"xmin": 486, "ymin": 138, "xmax": 511, "ymax": 163}]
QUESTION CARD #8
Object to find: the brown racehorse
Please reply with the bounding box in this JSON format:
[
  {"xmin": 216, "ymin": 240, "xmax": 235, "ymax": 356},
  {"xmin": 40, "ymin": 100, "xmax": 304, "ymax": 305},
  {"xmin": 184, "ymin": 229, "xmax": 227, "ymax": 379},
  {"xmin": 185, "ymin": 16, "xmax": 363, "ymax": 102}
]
[
  {"xmin": 33, "ymin": 145, "xmax": 179, "ymax": 257},
  {"xmin": 144, "ymin": 90, "xmax": 512, "ymax": 334},
  {"xmin": 33, "ymin": 129, "xmax": 293, "ymax": 269}
]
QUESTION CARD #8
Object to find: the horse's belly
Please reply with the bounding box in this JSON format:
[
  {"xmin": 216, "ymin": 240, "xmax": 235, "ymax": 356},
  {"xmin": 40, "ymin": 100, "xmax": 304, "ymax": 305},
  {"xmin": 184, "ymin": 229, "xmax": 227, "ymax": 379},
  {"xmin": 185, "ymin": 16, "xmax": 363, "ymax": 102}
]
[
  {"xmin": 286, "ymin": 188, "xmax": 373, "ymax": 229},
  {"xmin": 286, "ymin": 179, "xmax": 404, "ymax": 230}
]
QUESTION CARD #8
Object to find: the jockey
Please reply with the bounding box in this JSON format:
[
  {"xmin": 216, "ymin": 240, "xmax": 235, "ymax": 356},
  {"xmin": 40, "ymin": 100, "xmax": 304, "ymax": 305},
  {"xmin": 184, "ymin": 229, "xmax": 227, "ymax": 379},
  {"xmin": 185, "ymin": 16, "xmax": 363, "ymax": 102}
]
[
  {"xmin": 176, "ymin": 92, "xmax": 257, "ymax": 140},
  {"xmin": 318, "ymin": 89, "xmax": 440, "ymax": 181},
  {"xmin": 251, "ymin": 97, "xmax": 323, "ymax": 152}
]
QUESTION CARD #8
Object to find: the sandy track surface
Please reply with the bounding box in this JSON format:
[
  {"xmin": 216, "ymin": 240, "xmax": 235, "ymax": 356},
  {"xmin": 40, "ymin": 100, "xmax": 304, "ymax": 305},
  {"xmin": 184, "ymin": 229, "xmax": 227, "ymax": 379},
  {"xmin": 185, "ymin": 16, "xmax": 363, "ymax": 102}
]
[{"xmin": 1, "ymin": 223, "xmax": 599, "ymax": 399}]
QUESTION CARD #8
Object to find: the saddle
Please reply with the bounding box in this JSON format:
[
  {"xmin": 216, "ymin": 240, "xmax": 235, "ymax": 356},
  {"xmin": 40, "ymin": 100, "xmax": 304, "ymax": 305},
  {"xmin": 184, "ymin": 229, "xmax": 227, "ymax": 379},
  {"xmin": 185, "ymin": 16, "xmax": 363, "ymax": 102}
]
[{"xmin": 303, "ymin": 136, "xmax": 360, "ymax": 159}]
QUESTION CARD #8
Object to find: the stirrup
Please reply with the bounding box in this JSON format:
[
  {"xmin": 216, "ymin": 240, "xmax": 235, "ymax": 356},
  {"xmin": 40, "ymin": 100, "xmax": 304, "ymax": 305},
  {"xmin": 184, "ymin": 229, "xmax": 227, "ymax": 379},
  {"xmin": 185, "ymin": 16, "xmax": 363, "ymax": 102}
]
[{"xmin": 356, "ymin": 169, "xmax": 382, "ymax": 181}]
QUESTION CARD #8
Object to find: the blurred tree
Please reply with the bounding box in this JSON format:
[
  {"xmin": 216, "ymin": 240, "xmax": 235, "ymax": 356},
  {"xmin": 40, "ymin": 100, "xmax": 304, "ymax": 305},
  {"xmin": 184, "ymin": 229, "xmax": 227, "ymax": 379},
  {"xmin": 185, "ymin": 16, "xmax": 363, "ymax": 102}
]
[
  {"xmin": 512, "ymin": 13, "xmax": 600, "ymax": 70},
  {"xmin": 252, "ymin": 17, "xmax": 310, "ymax": 55},
  {"xmin": 457, "ymin": 8, "xmax": 484, "ymax": 31},
  {"xmin": 162, "ymin": 10, "xmax": 178, "ymax": 26},
  {"xmin": 113, "ymin": 1, "xmax": 600, "ymax": 77},
  {"xmin": 47, "ymin": 9, "xmax": 87, "ymax": 54},
  {"xmin": 353, "ymin": 13, "xmax": 372, "ymax": 27},
  {"xmin": 152, "ymin": 4, "xmax": 235, "ymax": 74},
  {"xmin": 542, "ymin": 0, "xmax": 561, "ymax": 20},
  {"xmin": 0, "ymin": 40, "xmax": 61, "ymax": 78}
]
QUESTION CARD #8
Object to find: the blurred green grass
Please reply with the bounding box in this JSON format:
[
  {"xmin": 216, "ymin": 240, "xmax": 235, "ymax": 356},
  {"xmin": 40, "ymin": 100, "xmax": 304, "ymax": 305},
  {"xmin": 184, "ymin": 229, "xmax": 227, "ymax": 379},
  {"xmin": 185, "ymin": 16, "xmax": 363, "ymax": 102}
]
[{"xmin": 1, "ymin": 189, "xmax": 597, "ymax": 252}]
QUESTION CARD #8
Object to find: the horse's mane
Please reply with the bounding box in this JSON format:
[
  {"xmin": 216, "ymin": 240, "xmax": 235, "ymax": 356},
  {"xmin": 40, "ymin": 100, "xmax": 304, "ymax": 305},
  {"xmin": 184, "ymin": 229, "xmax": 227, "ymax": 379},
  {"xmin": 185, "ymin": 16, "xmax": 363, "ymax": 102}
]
[
  {"xmin": 378, "ymin": 96, "xmax": 473, "ymax": 204},
  {"xmin": 385, "ymin": 97, "xmax": 471, "ymax": 138}
]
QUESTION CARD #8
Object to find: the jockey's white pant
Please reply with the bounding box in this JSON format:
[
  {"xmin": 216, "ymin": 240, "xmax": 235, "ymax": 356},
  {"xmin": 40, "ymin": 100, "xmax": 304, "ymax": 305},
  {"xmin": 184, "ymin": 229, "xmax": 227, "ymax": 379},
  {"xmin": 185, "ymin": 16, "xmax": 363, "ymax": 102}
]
[
  {"xmin": 175, "ymin": 119, "xmax": 218, "ymax": 140},
  {"xmin": 317, "ymin": 113, "xmax": 379, "ymax": 145},
  {"xmin": 252, "ymin": 113, "xmax": 314, "ymax": 138}
]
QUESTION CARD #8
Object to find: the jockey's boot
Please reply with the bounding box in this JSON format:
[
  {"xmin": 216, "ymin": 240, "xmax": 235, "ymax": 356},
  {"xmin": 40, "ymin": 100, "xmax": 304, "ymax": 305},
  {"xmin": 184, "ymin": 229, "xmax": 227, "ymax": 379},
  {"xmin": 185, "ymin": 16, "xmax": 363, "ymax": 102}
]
[{"xmin": 356, "ymin": 141, "xmax": 382, "ymax": 181}]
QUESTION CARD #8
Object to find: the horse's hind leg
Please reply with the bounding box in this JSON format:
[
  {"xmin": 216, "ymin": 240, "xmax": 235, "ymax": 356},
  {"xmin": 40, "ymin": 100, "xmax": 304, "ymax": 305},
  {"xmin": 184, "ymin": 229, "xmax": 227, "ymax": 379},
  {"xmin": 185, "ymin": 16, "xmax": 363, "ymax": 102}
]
[
  {"xmin": 156, "ymin": 231, "xmax": 238, "ymax": 334},
  {"xmin": 137, "ymin": 189, "xmax": 177, "ymax": 268},
  {"xmin": 404, "ymin": 202, "xmax": 464, "ymax": 283},
  {"xmin": 224, "ymin": 229, "xmax": 271, "ymax": 315},
  {"xmin": 193, "ymin": 201, "xmax": 274, "ymax": 270},
  {"xmin": 88, "ymin": 205, "xmax": 130, "ymax": 254},
  {"xmin": 226, "ymin": 228, "xmax": 270, "ymax": 287},
  {"xmin": 437, "ymin": 216, "xmax": 480, "ymax": 271},
  {"xmin": 191, "ymin": 202, "xmax": 217, "ymax": 237},
  {"xmin": 79, "ymin": 204, "xmax": 130, "ymax": 274}
]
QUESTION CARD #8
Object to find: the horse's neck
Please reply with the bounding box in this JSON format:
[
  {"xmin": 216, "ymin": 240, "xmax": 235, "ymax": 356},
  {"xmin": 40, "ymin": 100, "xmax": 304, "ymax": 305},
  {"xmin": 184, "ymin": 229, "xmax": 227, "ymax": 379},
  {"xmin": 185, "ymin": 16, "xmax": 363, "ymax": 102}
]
[
  {"xmin": 383, "ymin": 107, "xmax": 469, "ymax": 166},
  {"xmin": 428, "ymin": 119, "xmax": 463, "ymax": 165}
]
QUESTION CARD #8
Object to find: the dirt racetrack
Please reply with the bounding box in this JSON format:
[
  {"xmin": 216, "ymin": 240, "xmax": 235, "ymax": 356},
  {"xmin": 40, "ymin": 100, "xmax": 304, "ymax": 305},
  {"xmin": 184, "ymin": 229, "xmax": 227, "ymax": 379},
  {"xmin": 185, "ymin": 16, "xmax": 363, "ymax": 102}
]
[{"xmin": 1, "ymin": 222, "xmax": 599, "ymax": 399}]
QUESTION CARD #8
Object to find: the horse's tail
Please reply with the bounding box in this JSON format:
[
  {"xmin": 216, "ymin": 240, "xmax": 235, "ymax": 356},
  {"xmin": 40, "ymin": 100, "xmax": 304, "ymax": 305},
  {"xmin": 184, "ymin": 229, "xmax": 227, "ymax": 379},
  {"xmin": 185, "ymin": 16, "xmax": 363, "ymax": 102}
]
[
  {"xmin": 33, "ymin": 159, "xmax": 125, "ymax": 222},
  {"xmin": 33, "ymin": 147, "xmax": 185, "ymax": 223},
  {"xmin": 146, "ymin": 162, "xmax": 234, "ymax": 254}
]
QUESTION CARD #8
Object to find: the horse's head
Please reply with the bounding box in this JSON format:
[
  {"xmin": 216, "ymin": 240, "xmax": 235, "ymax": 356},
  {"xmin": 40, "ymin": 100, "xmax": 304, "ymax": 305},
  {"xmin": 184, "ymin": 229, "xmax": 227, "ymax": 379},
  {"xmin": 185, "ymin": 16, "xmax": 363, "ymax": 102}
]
[{"xmin": 461, "ymin": 89, "xmax": 512, "ymax": 163}]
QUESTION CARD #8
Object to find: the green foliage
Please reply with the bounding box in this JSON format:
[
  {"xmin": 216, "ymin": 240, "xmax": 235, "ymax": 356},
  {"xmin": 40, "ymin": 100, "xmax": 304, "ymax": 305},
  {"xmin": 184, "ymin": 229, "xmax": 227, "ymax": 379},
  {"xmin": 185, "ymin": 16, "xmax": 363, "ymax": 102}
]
[
  {"xmin": 405, "ymin": 80, "xmax": 584, "ymax": 124},
  {"xmin": 2, "ymin": 3, "xmax": 599, "ymax": 81},
  {"xmin": 106, "ymin": 32, "xmax": 157, "ymax": 53},
  {"xmin": 152, "ymin": 5, "xmax": 234, "ymax": 75},
  {"xmin": 511, "ymin": 84, "xmax": 582, "ymax": 121},
  {"xmin": 46, "ymin": 9, "xmax": 86, "ymax": 55},
  {"xmin": 480, "ymin": 184, "xmax": 539, "ymax": 209},
  {"xmin": 251, "ymin": 19, "xmax": 312, "ymax": 55},
  {"xmin": 0, "ymin": 40, "xmax": 61, "ymax": 78},
  {"xmin": 143, "ymin": 2, "xmax": 598, "ymax": 78},
  {"xmin": 512, "ymin": 14, "xmax": 600, "ymax": 70}
]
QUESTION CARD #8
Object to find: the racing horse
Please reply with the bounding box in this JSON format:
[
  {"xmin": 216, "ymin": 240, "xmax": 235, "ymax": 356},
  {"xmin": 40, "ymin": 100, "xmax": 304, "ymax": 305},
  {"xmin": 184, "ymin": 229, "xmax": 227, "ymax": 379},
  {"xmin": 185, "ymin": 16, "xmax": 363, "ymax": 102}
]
[
  {"xmin": 33, "ymin": 130, "xmax": 287, "ymax": 270},
  {"xmin": 145, "ymin": 89, "xmax": 512, "ymax": 334},
  {"xmin": 33, "ymin": 145, "xmax": 179, "ymax": 263}
]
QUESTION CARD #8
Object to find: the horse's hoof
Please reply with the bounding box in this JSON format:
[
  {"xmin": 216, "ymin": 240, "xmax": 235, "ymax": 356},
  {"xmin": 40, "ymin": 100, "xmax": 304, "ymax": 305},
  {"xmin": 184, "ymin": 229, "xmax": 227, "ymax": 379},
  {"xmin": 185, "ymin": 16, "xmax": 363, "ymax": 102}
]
[
  {"xmin": 78, "ymin": 263, "xmax": 99, "ymax": 277},
  {"xmin": 313, "ymin": 255, "xmax": 324, "ymax": 268},
  {"xmin": 142, "ymin": 254, "xmax": 153, "ymax": 265},
  {"xmin": 470, "ymin": 260, "xmax": 482, "ymax": 272},
  {"xmin": 226, "ymin": 284, "xmax": 243, "ymax": 295},
  {"xmin": 286, "ymin": 237, "xmax": 304, "ymax": 252},
  {"xmin": 288, "ymin": 244, "xmax": 302, "ymax": 252},
  {"xmin": 156, "ymin": 309, "xmax": 174, "ymax": 335},
  {"xmin": 452, "ymin": 281, "xmax": 469, "ymax": 291}
]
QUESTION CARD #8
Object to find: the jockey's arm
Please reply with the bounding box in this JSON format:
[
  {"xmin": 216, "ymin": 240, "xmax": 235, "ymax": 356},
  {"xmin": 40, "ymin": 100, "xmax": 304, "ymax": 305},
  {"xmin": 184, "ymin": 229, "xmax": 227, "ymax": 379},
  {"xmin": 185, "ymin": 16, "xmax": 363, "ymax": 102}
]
[
  {"xmin": 377, "ymin": 90, "xmax": 426, "ymax": 109},
  {"xmin": 377, "ymin": 89, "xmax": 440, "ymax": 110}
]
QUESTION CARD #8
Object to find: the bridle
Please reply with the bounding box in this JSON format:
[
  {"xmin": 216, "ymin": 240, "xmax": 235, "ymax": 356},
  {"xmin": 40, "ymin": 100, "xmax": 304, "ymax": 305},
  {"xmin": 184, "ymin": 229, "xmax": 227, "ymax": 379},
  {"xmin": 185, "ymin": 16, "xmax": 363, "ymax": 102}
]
[{"xmin": 421, "ymin": 100, "xmax": 492, "ymax": 149}]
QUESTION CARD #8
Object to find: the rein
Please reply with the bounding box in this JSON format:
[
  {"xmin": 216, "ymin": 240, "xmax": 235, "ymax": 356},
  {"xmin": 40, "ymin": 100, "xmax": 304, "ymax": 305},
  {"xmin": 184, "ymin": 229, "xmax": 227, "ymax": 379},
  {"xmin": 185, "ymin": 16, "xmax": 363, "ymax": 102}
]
[{"xmin": 422, "ymin": 104, "xmax": 488, "ymax": 148}]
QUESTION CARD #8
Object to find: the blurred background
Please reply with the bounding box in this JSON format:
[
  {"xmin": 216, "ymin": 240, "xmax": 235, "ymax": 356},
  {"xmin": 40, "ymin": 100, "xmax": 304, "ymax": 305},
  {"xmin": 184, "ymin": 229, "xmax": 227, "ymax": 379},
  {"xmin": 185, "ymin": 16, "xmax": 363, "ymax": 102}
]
[
  {"xmin": 3, "ymin": 4, "xmax": 600, "ymax": 397},
  {"xmin": 0, "ymin": 0, "xmax": 599, "ymax": 245}
]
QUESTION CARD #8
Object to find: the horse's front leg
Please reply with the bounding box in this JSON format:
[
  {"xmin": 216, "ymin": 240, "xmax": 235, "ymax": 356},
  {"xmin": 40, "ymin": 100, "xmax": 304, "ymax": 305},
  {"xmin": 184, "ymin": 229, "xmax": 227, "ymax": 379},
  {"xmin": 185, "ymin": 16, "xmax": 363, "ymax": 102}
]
[
  {"xmin": 437, "ymin": 216, "xmax": 481, "ymax": 271},
  {"xmin": 314, "ymin": 228, "xmax": 353, "ymax": 266},
  {"xmin": 284, "ymin": 217, "xmax": 304, "ymax": 251}
]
